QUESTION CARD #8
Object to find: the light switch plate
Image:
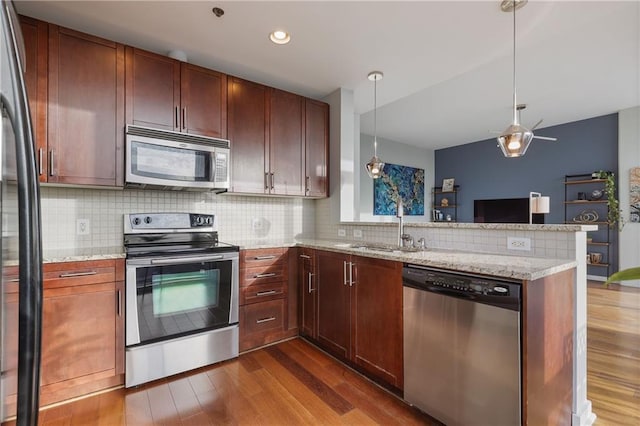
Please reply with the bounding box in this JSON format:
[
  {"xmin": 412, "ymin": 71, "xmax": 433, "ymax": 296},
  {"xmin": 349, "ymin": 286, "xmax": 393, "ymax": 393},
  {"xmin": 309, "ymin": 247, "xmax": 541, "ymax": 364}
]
[
  {"xmin": 353, "ymin": 229, "xmax": 363, "ymax": 238},
  {"xmin": 338, "ymin": 229, "xmax": 346, "ymax": 237}
]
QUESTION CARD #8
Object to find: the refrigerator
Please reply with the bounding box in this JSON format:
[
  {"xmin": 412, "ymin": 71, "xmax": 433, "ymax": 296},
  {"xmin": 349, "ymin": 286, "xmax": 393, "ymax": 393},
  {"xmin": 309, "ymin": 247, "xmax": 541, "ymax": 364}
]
[{"xmin": 0, "ymin": 1, "xmax": 44, "ymax": 425}]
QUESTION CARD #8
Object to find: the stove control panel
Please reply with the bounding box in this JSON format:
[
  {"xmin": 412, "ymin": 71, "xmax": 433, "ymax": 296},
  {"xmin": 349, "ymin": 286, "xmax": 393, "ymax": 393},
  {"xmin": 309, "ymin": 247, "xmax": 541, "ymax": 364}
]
[{"xmin": 125, "ymin": 213, "xmax": 215, "ymax": 233}]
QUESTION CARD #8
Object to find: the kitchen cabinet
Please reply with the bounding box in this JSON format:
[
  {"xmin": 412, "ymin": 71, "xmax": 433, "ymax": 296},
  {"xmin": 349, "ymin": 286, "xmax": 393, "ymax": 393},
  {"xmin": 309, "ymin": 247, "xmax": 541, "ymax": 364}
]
[
  {"xmin": 304, "ymin": 99, "xmax": 329, "ymax": 197},
  {"xmin": 125, "ymin": 47, "xmax": 227, "ymax": 138},
  {"xmin": 239, "ymin": 248, "xmax": 297, "ymax": 351},
  {"xmin": 314, "ymin": 250, "xmax": 403, "ymax": 390},
  {"xmin": 19, "ymin": 16, "xmax": 48, "ymax": 181},
  {"xmin": 227, "ymin": 77, "xmax": 268, "ymax": 194},
  {"xmin": 39, "ymin": 259, "xmax": 124, "ymax": 407},
  {"xmin": 269, "ymin": 89, "xmax": 304, "ymax": 196},
  {"xmin": 228, "ymin": 77, "xmax": 328, "ymax": 198},
  {"xmin": 298, "ymin": 248, "xmax": 316, "ymax": 339},
  {"xmin": 47, "ymin": 25, "xmax": 125, "ymax": 186}
]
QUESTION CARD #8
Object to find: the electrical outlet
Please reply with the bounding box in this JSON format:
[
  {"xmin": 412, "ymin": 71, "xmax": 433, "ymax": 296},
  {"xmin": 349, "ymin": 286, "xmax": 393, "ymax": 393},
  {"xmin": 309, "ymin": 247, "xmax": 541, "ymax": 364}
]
[
  {"xmin": 507, "ymin": 236, "xmax": 531, "ymax": 251},
  {"xmin": 353, "ymin": 229, "xmax": 363, "ymax": 239},
  {"xmin": 76, "ymin": 218, "xmax": 90, "ymax": 235},
  {"xmin": 251, "ymin": 218, "xmax": 263, "ymax": 231},
  {"xmin": 338, "ymin": 229, "xmax": 346, "ymax": 237}
]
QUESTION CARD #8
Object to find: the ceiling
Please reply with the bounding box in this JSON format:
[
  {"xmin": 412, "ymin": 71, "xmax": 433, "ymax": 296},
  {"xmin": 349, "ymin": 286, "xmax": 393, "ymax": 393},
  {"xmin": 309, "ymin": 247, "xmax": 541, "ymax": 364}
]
[{"xmin": 15, "ymin": 1, "xmax": 640, "ymax": 150}]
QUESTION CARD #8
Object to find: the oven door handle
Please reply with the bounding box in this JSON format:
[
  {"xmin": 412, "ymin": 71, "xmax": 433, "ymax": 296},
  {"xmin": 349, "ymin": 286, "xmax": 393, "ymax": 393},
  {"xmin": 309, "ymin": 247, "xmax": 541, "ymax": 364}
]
[{"xmin": 147, "ymin": 255, "xmax": 226, "ymax": 265}]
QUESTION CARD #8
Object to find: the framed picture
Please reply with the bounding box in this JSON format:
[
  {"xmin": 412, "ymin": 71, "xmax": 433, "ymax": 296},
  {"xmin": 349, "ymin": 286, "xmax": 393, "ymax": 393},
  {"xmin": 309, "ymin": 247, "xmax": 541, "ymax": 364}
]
[{"xmin": 442, "ymin": 178, "xmax": 455, "ymax": 192}]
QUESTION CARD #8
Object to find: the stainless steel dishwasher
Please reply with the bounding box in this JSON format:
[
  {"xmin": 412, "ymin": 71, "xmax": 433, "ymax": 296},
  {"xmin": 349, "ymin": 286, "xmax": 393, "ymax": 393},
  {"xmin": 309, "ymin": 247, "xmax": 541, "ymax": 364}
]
[{"xmin": 403, "ymin": 264, "xmax": 521, "ymax": 426}]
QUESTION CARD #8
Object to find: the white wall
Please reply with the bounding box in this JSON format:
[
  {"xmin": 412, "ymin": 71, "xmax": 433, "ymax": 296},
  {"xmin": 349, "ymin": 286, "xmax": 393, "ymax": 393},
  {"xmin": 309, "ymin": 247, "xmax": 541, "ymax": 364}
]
[
  {"xmin": 618, "ymin": 106, "xmax": 640, "ymax": 287},
  {"xmin": 359, "ymin": 134, "xmax": 434, "ymax": 222}
]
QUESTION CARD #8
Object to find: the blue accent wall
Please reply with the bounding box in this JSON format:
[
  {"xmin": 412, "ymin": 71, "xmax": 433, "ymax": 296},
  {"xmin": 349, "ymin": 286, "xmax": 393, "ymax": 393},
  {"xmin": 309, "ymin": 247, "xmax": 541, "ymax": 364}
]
[{"xmin": 435, "ymin": 113, "xmax": 619, "ymax": 275}]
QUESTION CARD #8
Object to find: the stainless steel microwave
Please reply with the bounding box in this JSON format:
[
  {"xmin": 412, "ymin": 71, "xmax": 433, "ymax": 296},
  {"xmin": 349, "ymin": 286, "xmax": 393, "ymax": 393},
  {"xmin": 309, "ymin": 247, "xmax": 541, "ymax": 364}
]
[{"xmin": 125, "ymin": 125, "xmax": 230, "ymax": 192}]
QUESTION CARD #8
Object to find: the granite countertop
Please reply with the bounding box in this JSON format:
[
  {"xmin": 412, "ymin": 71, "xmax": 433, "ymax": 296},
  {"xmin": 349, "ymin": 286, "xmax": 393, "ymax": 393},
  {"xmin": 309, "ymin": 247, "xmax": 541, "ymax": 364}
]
[
  {"xmin": 42, "ymin": 247, "xmax": 125, "ymax": 264},
  {"xmin": 340, "ymin": 222, "xmax": 599, "ymax": 232},
  {"xmin": 40, "ymin": 238, "xmax": 577, "ymax": 281},
  {"xmin": 243, "ymin": 239, "xmax": 577, "ymax": 281}
]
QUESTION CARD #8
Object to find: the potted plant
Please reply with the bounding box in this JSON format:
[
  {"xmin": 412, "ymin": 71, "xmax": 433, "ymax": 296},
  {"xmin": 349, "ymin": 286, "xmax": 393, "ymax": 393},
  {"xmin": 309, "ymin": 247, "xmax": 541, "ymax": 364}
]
[{"xmin": 593, "ymin": 170, "xmax": 624, "ymax": 229}]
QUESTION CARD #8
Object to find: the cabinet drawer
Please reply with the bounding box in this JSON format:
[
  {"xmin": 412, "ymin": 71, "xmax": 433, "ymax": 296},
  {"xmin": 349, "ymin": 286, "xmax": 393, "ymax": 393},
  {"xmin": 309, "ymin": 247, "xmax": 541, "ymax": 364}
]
[
  {"xmin": 43, "ymin": 259, "xmax": 122, "ymax": 289},
  {"xmin": 241, "ymin": 264, "xmax": 287, "ymax": 286},
  {"xmin": 241, "ymin": 299, "xmax": 285, "ymax": 335},
  {"xmin": 240, "ymin": 248, "xmax": 288, "ymax": 268},
  {"xmin": 240, "ymin": 282, "xmax": 286, "ymax": 305}
]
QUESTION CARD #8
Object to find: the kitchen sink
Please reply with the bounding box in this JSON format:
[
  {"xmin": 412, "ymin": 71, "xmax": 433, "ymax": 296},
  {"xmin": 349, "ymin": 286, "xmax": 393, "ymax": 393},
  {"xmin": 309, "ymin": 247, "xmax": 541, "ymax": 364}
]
[{"xmin": 348, "ymin": 243, "xmax": 423, "ymax": 253}]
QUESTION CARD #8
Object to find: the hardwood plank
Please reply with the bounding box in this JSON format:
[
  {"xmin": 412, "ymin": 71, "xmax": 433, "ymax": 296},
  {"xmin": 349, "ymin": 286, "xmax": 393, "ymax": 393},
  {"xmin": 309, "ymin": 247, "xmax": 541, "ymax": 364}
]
[
  {"xmin": 205, "ymin": 367, "xmax": 264, "ymax": 424},
  {"xmin": 587, "ymin": 281, "xmax": 640, "ymax": 425},
  {"xmin": 145, "ymin": 383, "xmax": 181, "ymax": 426},
  {"xmin": 97, "ymin": 389, "xmax": 125, "ymax": 426},
  {"xmin": 264, "ymin": 345, "xmax": 354, "ymax": 415},
  {"xmin": 123, "ymin": 388, "xmax": 153, "ymax": 426},
  {"xmin": 167, "ymin": 377, "xmax": 204, "ymax": 421},
  {"xmin": 193, "ymin": 387, "xmax": 234, "ymax": 425}
]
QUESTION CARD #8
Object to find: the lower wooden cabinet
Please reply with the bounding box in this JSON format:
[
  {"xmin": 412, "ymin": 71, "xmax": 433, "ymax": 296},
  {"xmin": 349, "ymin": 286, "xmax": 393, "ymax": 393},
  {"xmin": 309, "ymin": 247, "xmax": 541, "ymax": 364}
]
[
  {"xmin": 239, "ymin": 248, "xmax": 297, "ymax": 352},
  {"xmin": 307, "ymin": 249, "xmax": 403, "ymax": 391},
  {"xmin": 39, "ymin": 259, "xmax": 124, "ymax": 406}
]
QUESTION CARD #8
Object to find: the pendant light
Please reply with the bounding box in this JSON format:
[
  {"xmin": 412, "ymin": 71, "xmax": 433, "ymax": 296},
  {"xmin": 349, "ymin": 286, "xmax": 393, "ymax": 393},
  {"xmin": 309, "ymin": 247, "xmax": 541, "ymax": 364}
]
[
  {"xmin": 497, "ymin": 0, "xmax": 533, "ymax": 157},
  {"xmin": 365, "ymin": 71, "xmax": 385, "ymax": 179}
]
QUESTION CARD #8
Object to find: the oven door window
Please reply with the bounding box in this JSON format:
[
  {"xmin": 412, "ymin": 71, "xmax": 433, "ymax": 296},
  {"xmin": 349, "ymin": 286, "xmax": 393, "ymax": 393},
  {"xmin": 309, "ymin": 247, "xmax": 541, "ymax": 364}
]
[
  {"xmin": 135, "ymin": 259, "xmax": 232, "ymax": 344},
  {"xmin": 130, "ymin": 141, "xmax": 212, "ymax": 182}
]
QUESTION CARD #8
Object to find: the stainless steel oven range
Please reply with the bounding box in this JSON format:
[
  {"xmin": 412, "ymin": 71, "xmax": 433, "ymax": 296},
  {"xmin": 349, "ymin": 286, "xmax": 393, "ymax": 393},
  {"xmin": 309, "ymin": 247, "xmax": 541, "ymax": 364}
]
[{"xmin": 123, "ymin": 212, "xmax": 239, "ymax": 388}]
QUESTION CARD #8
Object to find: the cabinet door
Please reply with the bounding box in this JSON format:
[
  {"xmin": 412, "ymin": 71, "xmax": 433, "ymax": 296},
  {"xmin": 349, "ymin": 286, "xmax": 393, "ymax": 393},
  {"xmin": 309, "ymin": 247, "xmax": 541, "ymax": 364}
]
[
  {"xmin": 352, "ymin": 256, "xmax": 403, "ymax": 388},
  {"xmin": 125, "ymin": 47, "xmax": 180, "ymax": 131},
  {"xmin": 304, "ymin": 99, "xmax": 329, "ymax": 197},
  {"xmin": 316, "ymin": 250, "xmax": 351, "ymax": 359},
  {"xmin": 41, "ymin": 282, "xmax": 117, "ymax": 386},
  {"xmin": 180, "ymin": 63, "xmax": 227, "ymax": 138},
  {"xmin": 269, "ymin": 89, "xmax": 304, "ymax": 196},
  {"xmin": 228, "ymin": 77, "xmax": 268, "ymax": 194},
  {"xmin": 299, "ymin": 249, "xmax": 316, "ymax": 338},
  {"xmin": 19, "ymin": 16, "xmax": 48, "ymax": 181},
  {"xmin": 47, "ymin": 25, "xmax": 124, "ymax": 186}
]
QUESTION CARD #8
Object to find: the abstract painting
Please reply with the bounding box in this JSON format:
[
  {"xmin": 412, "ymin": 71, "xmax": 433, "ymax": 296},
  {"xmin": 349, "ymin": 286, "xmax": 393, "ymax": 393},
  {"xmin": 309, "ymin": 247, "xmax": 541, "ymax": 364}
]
[
  {"xmin": 373, "ymin": 163, "xmax": 424, "ymax": 216},
  {"xmin": 630, "ymin": 167, "xmax": 640, "ymax": 223}
]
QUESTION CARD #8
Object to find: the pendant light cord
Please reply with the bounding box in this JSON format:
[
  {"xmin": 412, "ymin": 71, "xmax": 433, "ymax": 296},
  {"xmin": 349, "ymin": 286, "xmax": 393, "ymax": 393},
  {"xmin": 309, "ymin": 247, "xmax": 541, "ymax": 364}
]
[
  {"xmin": 512, "ymin": 2, "xmax": 518, "ymax": 125},
  {"xmin": 373, "ymin": 77, "xmax": 378, "ymax": 156}
]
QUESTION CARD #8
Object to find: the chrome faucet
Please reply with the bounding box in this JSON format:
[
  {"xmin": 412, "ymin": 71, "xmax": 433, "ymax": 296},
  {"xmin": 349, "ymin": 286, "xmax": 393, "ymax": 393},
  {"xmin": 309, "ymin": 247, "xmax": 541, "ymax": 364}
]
[
  {"xmin": 401, "ymin": 233, "xmax": 414, "ymax": 248},
  {"xmin": 397, "ymin": 198, "xmax": 404, "ymax": 247}
]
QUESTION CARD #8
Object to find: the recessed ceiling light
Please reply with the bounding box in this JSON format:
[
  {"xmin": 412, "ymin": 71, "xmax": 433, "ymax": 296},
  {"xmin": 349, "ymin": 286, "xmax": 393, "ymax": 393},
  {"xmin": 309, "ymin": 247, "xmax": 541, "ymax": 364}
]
[{"xmin": 269, "ymin": 30, "xmax": 291, "ymax": 45}]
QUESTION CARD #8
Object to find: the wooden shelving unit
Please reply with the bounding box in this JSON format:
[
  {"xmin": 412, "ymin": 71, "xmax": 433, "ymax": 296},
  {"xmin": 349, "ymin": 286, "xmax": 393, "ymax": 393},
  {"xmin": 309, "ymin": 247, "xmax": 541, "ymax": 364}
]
[
  {"xmin": 564, "ymin": 174, "xmax": 611, "ymax": 278},
  {"xmin": 432, "ymin": 185, "xmax": 459, "ymax": 222}
]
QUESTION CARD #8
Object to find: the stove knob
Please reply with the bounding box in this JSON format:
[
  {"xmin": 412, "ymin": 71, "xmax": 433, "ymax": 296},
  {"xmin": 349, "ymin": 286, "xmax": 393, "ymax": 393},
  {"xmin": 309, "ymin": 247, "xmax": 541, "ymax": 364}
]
[
  {"xmin": 205, "ymin": 217, "xmax": 213, "ymax": 225},
  {"xmin": 144, "ymin": 216, "xmax": 152, "ymax": 224},
  {"xmin": 132, "ymin": 217, "xmax": 141, "ymax": 225},
  {"xmin": 195, "ymin": 216, "xmax": 204, "ymax": 225}
]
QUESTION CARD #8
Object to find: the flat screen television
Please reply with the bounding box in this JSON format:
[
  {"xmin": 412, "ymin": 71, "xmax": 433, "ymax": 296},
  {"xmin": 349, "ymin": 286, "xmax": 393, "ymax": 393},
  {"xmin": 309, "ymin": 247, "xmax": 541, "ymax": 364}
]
[{"xmin": 474, "ymin": 198, "xmax": 544, "ymax": 224}]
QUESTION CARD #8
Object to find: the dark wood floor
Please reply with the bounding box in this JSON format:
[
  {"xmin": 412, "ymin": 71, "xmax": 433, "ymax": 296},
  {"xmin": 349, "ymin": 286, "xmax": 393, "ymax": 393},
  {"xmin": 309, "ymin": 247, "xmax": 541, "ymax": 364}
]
[
  {"xmin": 33, "ymin": 338, "xmax": 437, "ymax": 425},
  {"xmin": 587, "ymin": 281, "xmax": 640, "ymax": 425}
]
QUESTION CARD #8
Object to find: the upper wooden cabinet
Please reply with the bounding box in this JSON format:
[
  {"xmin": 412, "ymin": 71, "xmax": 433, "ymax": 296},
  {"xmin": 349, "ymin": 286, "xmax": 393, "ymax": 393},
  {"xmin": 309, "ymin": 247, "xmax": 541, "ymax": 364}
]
[
  {"xmin": 47, "ymin": 25, "xmax": 125, "ymax": 186},
  {"xmin": 227, "ymin": 77, "xmax": 268, "ymax": 194},
  {"xmin": 269, "ymin": 89, "xmax": 304, "ymax": 196},
  {"xmin": 19, "ymin": 16, "xmax": 48, "ymax": 181},
  {"xmin": 228, "ymin": 79, "xmax": 305, "ymax": 196},
  {"xmin": 304, "ymin": 99, "xmax": 329, "ymax": 197},
  {"xmin": 125, "ymin": 47, "xmax": 227, "ymax": 138}
]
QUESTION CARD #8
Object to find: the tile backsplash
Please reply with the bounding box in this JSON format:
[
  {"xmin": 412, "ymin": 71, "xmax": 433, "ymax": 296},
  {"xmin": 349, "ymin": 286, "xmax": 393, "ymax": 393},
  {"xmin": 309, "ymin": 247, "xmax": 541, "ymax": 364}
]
[{"xmin": 40, "ymin": 187, "xmax": 315, "ymax": 255}]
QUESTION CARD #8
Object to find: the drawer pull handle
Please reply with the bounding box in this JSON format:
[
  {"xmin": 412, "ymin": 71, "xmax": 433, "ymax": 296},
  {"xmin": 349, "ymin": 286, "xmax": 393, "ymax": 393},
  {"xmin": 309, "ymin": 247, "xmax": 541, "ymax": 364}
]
[
  {"xmin": 256, "ymin": 317, "xmax": 276, "ymax": 324},
  {"xmin": 59, "ymin": 271, "xmax": 97, "ymax": 278},
  {"xmin": 299, "ymin": 254, "xmax": 311, "ymax": 259},
  {"xmin": 8, "ymin": 278, "xmax": 19, "ymax": 283},
  {"xmin": 254, "ymin": 273, "xmax": 277, "ymax": 278},
  {"xmin": 253, "ymin": 255, "xmax": 276, "ymax": 260},
  {"xmin": 256, "ymin": 290, "xmax": 277, "ymax": 296}
]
